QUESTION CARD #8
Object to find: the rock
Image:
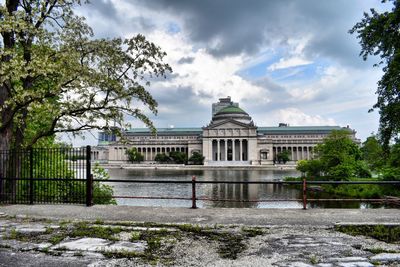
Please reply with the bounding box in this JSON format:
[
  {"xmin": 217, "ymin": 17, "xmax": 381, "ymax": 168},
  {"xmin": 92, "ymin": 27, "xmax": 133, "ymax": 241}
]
[
  {"xmin": 327, "ymin": 257, "xmax": 369, "ymax": 263},
  {"xmin": 37, "ymin": 242, "xmax": 52, "ymax": 250},
  {"xmin": 336, "ymin": 262, "xmax": 373, "ymax": 267},
  {"xmin": 113, "ymin": 231, "xmax": 133, "ymax": 241},
  {"xmin": 82, "ymin": 252, "xmax": 105, "ymax": 259},
  {"xmin": 52, "ymin": 238, "xmax": 111, "ymax": 252},
  {"xmin": 316, "ymin": 264, "xmax": 333, "ymax": 267},
  {"xmin": 287, "ymin": 262, "xmax": 314, "ymax": 267},
  {"xmin": 0, "ymin": 212, "xmax": 6, "ymax": 217},
  {"xmin": 370, "ymin": 253, "xmax": 400, "ymax": 262},
  {"xmin": 104, "ymin": 241, "xmax": 147, "ymax": 253},
  {"xmin": 15, "ymin": 224, "xmax": 47, "ymax": 234}
]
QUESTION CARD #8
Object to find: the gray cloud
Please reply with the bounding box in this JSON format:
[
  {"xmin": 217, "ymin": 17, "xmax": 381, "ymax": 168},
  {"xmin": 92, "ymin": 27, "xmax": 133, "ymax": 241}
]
[
  {"xmin": 148, "ymin": 86, "xmax": 211, "ymax": 127},
  {"xmin": 133, "ymin": 0, "xmax": 380, "ymax": 68},
  {"xmin": 177, "ymin": 57, "xmax": 195, "ymax": 64}
]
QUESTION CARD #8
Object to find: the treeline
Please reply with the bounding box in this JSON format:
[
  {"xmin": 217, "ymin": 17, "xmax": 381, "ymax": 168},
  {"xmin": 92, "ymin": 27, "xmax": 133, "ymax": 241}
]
[
  {"xmin": 296, "ymin": 130, "xmax": 400, "ymax": 181},
  {"xmin": 290, "ymin": 129, "xmax": 400, "ymax": 198},
  {"xmin": 126, "ymin": 148, "xmax": 205, "ymax": 165}
]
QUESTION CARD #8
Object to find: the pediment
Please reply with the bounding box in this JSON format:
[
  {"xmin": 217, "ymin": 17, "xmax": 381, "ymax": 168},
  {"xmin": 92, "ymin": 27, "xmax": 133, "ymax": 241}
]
[{"xmin": 205, "ymin": 119, "xmax": 256, "ymax": 130}]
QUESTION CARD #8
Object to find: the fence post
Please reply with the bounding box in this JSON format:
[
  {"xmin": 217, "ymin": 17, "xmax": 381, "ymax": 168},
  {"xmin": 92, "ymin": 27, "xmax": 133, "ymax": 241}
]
[
  {"xmin": 29, "ymin": 148, "xmax": 34, "ymax": 205},
  {"xmin": 191, "ymin": 176, "xmax": 197, "ymax": 209},
  {"xmin": 302, "ymin": 178, "xmax": 307, "ymax": 210},
  {"xmin": 86, "ymin": 146, "xmax": 93, "ymax": 207}
]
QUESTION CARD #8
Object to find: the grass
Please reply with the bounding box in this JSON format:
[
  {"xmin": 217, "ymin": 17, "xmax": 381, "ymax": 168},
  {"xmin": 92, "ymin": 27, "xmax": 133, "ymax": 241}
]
[
  {"xmin": 364, "ymin": 247, "xmax": 399, "ymax": 254},
  {"xmin": 335, "ymin": 224, "xmax": 400, "ymax": 243},
  {"xmin": 70, "ymin": 222, "xmax": 123, "ymax": 241},
  {"xmin": 284, "ymin": 176, "xmax": 400, "ymax": 199}
]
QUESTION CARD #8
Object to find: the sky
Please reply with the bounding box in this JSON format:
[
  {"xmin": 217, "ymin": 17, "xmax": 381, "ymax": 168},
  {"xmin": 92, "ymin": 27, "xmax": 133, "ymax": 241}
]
[{"xmin": 62, "ymin": 0, "xmax": 392, "ymax": 146}]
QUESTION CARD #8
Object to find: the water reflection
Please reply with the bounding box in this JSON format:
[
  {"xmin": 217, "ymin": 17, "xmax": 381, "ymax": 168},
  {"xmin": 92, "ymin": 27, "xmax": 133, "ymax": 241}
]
[
  {"xmin": 106, "ymin": 169, "xmax": 390, "ymax": 209},
  {"xmin": 107, "ymin": 169, "xmax": 304, "ymax": 208}
]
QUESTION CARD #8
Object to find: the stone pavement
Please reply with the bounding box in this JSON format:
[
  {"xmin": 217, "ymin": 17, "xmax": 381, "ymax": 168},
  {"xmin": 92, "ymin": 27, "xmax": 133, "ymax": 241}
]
[
  {"xmin": 1, "ymin": 205, "xmax": 400, "ymax": 226},
  {"xmin": 0, "ymin": 205, "xmax": 400, "ymax": 266}
]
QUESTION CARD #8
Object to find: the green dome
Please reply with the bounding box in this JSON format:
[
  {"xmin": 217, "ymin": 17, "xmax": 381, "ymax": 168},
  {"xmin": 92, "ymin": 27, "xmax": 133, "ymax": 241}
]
[{"xmin": 216, "ymin": 105, "xmax": 248, "ymax": 115}]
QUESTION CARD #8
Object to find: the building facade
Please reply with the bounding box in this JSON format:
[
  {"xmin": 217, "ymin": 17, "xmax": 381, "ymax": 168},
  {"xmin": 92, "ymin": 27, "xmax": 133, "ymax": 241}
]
[{"xmin": 93, "ymin": 97, "xmax": 358, "ymax": 165}]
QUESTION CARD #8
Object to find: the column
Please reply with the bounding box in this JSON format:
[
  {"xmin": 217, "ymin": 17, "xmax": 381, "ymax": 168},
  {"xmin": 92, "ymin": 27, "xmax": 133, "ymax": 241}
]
[
  {"xmin": 224, "ymin": 139, "xmax": 228, "ymax": 161},
  {"xmin": 291, "ymin": 147, "xmax": 294, "ymax": 161},
  {"xmin": 150, "ymin": 147, "xmax": 152, "ymax": 161},
  {"xmin": 232, "ymin": 139, "xmax": 236, "ymax": 161},
  {"xmin": 217, "ymin": 139, "xmax": 220, "ymax": 161},
  {"xmin": 239, "ymin": 139, "xmax": 243, "ymax": 161}
]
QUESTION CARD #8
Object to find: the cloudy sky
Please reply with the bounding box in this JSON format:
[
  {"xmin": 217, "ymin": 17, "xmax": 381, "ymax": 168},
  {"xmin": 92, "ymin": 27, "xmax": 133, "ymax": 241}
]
[{"xmin": 65, "ymin": 0, "xmax": 391, "ymax": 145}]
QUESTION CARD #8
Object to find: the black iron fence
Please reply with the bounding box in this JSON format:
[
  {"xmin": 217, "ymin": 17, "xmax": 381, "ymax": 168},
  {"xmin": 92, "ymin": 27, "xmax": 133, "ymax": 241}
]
[
  {"xmin": 1, "ymin": 146, "xmax": 400, "ymax": 209},
  {"xmin": 0, "ymin": 146, "xmax": 92, "ymax": 205}
]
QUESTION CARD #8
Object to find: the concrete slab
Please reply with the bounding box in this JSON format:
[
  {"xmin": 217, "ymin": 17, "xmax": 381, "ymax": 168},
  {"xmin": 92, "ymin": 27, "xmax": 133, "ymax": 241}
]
[
  {"xmin": 370, "ymin": 253, "xmax": 400, "ymax": 262},
  {"xmin": 105, "ymin": 241, "xmax": 146, "ymax": 253},
  {"xmin": 52, "ymin": 238, "xmax": 111, "ymax": 251}
]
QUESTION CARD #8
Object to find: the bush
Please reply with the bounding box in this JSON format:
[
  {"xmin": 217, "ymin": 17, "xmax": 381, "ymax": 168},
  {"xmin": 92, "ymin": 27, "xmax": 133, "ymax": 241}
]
[
  {"xmin": 188, "ymin": 152, "xmax": 205, "ymax": 165},
  {"xmin": 169, "ymin": 151, "xmax": 187, "ymax": 164},
  {"xmin": 126, "ymin": 147, "xmax": 144, "ymax": 163},
  {"xmin": 276, "ymin": 150, "xmax": 290, "ymax": 164},
  {"xmin": 92, "ymin": 164, "xmax": 116, "ymax": 204},
  {"xmin": 296, "ymin": 159, "xmax": 323, "ymax": 177},
  {"xmin": 154, "ymin": 153, "xmax": 170, "ymax": 163}
]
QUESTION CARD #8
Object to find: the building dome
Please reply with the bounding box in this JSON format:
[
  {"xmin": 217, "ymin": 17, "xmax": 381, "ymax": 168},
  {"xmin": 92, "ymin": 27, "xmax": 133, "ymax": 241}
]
[{"xmin": 211, "ymin": 105, "xmax": 253, "ymax": 125}]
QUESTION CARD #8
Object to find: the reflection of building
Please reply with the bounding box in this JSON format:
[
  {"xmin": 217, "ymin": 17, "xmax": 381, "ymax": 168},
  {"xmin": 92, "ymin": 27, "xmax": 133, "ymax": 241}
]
[{"xmin": 93, "ymin": 96, "xmax": 358, "ymax": 165}]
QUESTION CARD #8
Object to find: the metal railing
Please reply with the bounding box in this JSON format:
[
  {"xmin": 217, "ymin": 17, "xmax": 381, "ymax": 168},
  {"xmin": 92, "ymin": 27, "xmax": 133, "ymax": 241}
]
[{"xmin": 94, "ymin": 177, "xmax": 400, "ymax": 209}]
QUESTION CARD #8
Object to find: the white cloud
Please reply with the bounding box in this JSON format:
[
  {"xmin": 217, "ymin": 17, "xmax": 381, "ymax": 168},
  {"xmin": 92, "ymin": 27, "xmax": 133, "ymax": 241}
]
[
  {"xmin": 147, "ymin": 31, "xmax": 269, "ymax": 105},
  {"xmin": 268, "ymin": 57, "xmax": 313, "ymax": 71},
  {"xmin": 276, "ymin": 108, "xmax": 336, "ymax": 126}
]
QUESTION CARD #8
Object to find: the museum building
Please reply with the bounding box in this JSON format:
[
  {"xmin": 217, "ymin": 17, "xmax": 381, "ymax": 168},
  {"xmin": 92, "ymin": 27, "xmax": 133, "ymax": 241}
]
[{"xmin": 93, "ymin": 97, "xmax": 358, "ymax": 165}]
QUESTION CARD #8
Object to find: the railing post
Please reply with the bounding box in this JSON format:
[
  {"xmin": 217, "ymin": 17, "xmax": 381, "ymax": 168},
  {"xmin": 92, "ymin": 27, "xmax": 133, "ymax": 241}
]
[
  {"xmin": 86, "ymin": 146, "xmax": 93, "ymax": 207},
  {"xmin": 29, "ymin": 148, "xmax": 34, "ymax": 205},
  {"xmin": 302, "ymin": 178, "xmax": 307, "ymax": 210},
  {"xmin": 191, "ymin": 176, "xmax": 197, "ymax": 209}
]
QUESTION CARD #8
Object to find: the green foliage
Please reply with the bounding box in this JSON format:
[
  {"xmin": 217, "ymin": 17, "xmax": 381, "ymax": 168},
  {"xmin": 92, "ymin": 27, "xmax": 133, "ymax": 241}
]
[
  {"xmin": 126, "ymin": 147, "xmax": 144, "ymax": 163},
  {"xmin": 188, "ymin": 152, "xmax": 205, "ymax": 165},
  {"xmin": 314, "ymin": 130, "xmax": 365, "ymax": 179},
  {"xmin": 296, "ymin": 159, "xmax": 323, "ymax": 177},
  {"xmin": 361, "ymin": 135, "xmax": 384, "ymax": 170},
  {"xmin": 0, "ymin": 1, "xmax": 172, "ymax": 149},
  {"xmin": 169, "ymin": 151, "xmax": 187, "ymax": 164},
  {"xmin": 154, "ymin": 153, "xmax": 170, "ymax": 163},
  {"xmin": 276, "ymin": 150, "xmax": 290, "ymax": 164},
  {"xmin": 92, "ymin": 164, "xmax": 116, "ymax": 205},
  {"xmin": 350, "ymin": 1, "xmax": 400, "ymax": 148}
]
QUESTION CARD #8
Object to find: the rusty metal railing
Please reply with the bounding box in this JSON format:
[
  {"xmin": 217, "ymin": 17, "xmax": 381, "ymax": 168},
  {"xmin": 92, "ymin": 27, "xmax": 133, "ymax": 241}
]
[{"xmin": 94, "ymin": 177, "xmax": 400, "ymax": 209}]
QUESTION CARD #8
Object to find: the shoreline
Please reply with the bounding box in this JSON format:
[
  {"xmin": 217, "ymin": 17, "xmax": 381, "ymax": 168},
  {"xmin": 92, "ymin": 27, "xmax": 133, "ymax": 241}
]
[{"xmin": 95, "ymin": 162, "xmax": 297, "ymax": 171}]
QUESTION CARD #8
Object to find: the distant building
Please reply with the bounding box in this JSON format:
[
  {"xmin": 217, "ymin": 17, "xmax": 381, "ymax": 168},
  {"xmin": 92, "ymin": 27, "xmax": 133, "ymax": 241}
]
[{"xmin": 92, "ymin": 97, "xmax": 359, "ymax": 165}]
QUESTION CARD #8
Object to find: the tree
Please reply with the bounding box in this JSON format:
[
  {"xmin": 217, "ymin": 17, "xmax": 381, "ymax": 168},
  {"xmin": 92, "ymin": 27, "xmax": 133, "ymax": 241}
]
[
  {"xmin": 310, "ymin": 130, "xmax": 369, "ymax": 179},
  {"xmin": 276, "ymin": 150, "xmax": 290, "ymax": 164},
  {"xmin": 350, "ymin": 0, "xmax": 400, "ymax": 149},
  {"xmin": 188, "ymin": 152, "xmax": 205, "ymax": 165},
  {"xmin": 296, "ymin": 159, "xmax": 323, "ymax": 177},
  {"xmin": 169, "ymin": 151, "xmax": 187, "ymax": 164},
  {"xmin": 126, "ymin": 147, "xmax": 144, "ymax": 163},
  {"xmin": 0, "ymin": 0, "xmax": 172, "ymax": 152},
  {"xmin": 361, "ymin": 135, "xmax": 384, "ymax": 170},
  {"xmin": 154, "ymin": 153, "xmax": 170, "ymax": 163}
]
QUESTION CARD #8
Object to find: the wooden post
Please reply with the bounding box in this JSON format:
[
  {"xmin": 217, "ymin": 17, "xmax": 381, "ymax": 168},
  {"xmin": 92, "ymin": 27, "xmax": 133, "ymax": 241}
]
[{"xmin": 191, "ymin": 176, "xmax": 197, "ymax": 209}]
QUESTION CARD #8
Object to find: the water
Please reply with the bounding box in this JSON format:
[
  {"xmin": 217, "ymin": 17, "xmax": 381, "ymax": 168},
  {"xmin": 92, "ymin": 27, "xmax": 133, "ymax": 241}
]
[{"xmin": 105, "ymin": 169, "xmax": 389, "ymax": 209}]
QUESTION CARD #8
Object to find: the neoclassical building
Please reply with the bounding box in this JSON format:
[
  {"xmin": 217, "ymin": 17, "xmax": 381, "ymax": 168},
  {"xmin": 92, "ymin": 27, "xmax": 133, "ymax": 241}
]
[{"xmin": 93, "ymin": 97, "xmax": 358, "ymax": 165}]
